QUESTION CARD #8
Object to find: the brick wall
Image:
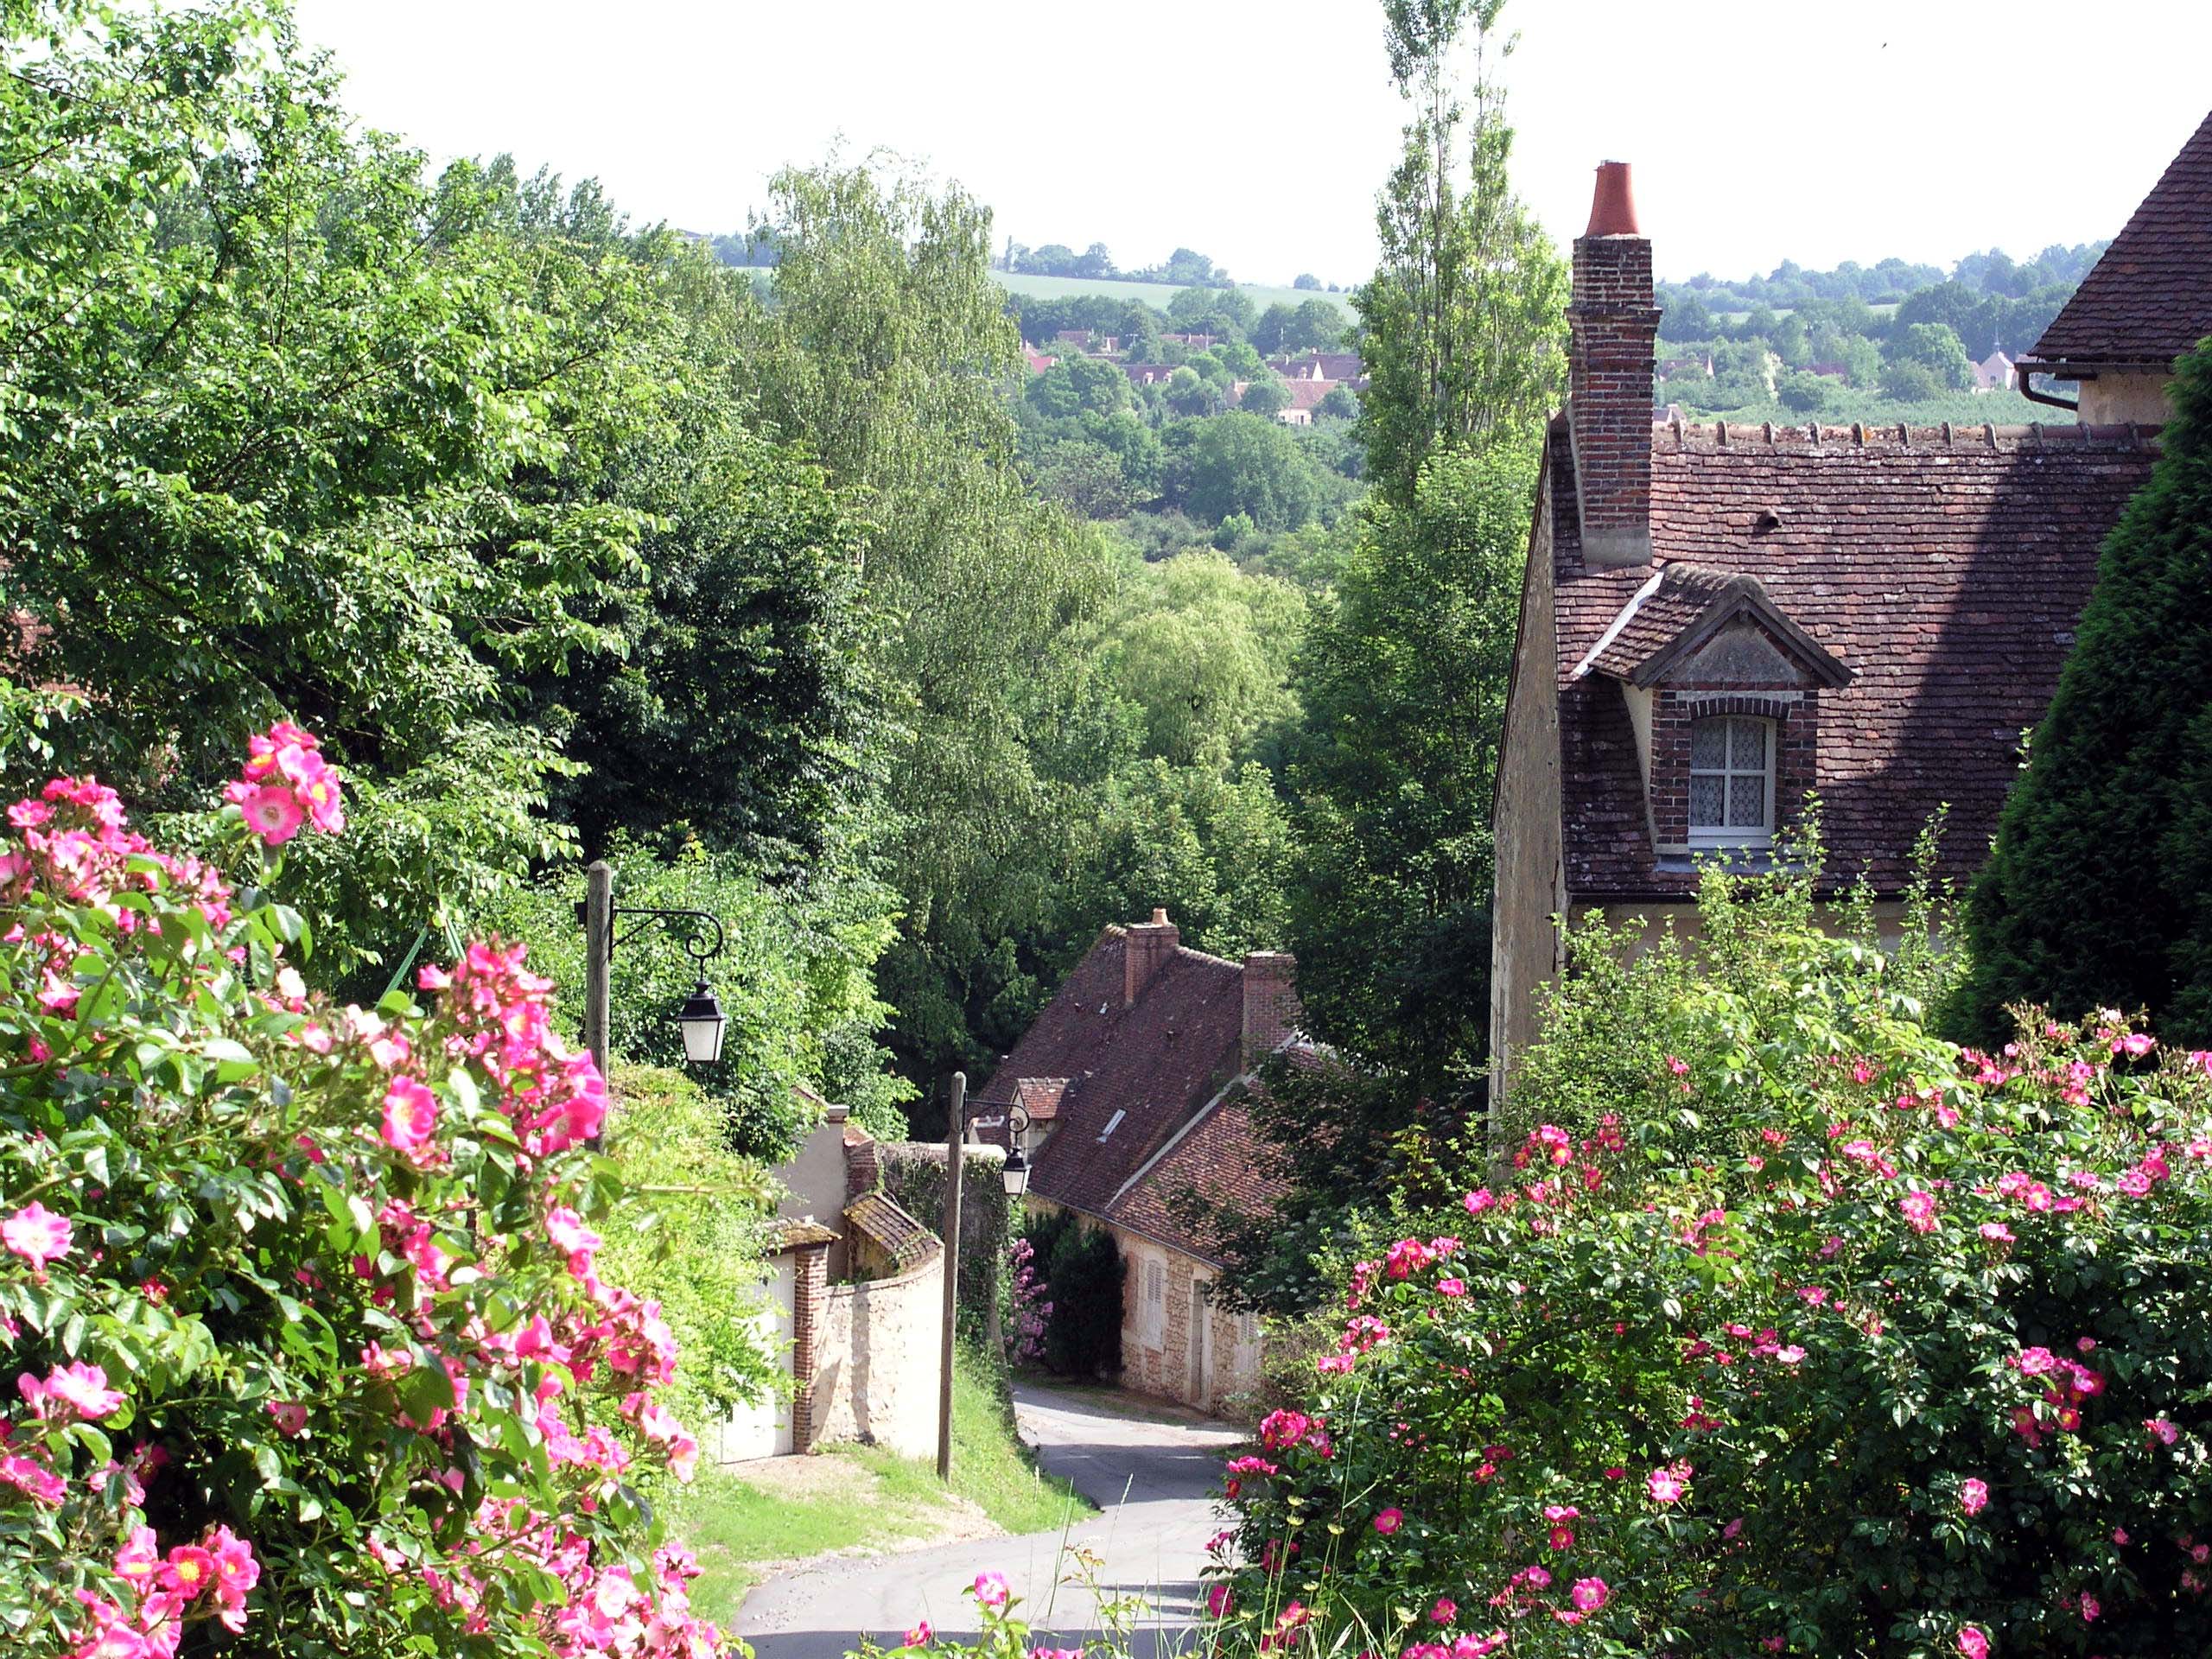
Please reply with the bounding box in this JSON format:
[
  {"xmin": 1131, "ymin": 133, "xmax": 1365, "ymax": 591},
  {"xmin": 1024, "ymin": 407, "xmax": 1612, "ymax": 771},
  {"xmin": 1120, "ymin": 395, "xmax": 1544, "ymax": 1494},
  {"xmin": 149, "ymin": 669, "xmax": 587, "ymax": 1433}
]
[
  {"xmin": 1567, "ymin": 233, "xmax": 1660, "ymax": 568},
  {"xmin": 790, "ymin": 1241, "xmax": 830, "ymax": 1452},
  {"xmin": 1646, "ymin": 689, "xmax": 1819, "ymax": 850},
  {"xmin": 1241, "ymin": 951, "xmax": 1300, "ymax": 1064}
]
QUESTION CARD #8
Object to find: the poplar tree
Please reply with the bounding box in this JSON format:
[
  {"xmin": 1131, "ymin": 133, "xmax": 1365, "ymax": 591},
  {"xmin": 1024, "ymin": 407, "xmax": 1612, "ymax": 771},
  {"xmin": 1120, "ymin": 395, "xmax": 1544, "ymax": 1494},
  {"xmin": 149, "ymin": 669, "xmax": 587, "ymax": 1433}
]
[{"xmin": 1355, "ymin": 0, "xmax": 1567, "ymax": 505}]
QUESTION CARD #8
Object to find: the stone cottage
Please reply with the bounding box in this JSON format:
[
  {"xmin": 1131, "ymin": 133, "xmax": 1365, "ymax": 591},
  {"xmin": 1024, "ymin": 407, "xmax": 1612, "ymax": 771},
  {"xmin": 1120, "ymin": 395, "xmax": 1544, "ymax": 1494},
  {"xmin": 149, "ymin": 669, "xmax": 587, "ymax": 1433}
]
[
  {"xmin": 714, "ymin": 1101, "xmax": 945, "ymax": 1462},
  {"xmin": 974, "ymin": 910, "xmax": 1296, "ymax": 1414},
  {"xmin": 1487, "ymin": 126, "xmax": 2212, "ymax": 1104}
]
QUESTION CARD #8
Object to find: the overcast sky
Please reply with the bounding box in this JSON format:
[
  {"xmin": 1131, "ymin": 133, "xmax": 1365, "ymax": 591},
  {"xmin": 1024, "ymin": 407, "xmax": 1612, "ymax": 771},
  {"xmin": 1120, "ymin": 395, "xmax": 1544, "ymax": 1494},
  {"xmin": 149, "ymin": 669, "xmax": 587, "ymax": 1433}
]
[{"xmin": 291, "ymin": 0, "xmax": 2212, "ymax": 287}]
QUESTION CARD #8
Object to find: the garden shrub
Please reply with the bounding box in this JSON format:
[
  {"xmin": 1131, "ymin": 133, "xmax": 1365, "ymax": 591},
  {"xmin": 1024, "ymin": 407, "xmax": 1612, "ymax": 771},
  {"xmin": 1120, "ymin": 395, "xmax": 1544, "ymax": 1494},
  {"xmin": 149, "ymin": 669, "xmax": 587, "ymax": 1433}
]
[
  {"xmin": 1021, "ymin": 1211, "xmax": 1124, "ymax": 1380},
  {"xmin": 0, "ymin": 733, "xmax": 734, "ymax": 1656},
  {"xmin": 1215, "ymin": 866, "xmax": 2212, "ymax": 1657},
  {"xmin": 598, "ymin": 1065, "xmax": 784, "ymax": 1461}
]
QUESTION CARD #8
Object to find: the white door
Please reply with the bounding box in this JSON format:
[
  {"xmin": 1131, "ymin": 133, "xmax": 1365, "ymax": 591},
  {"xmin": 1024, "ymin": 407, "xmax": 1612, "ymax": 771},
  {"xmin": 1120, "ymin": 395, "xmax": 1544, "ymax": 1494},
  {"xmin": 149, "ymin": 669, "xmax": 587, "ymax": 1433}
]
[{"xmin": 717, "ymin": 1255, "xmax": 795, "ymax": 1460}]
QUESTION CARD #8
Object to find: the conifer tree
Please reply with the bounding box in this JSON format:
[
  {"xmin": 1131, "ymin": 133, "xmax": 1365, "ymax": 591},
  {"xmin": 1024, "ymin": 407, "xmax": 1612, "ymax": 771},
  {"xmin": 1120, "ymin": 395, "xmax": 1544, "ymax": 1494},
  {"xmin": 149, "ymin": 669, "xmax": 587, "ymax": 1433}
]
[{"xmin": 1961, "ymin": 344, "xmax": 2212, "ymax": 1040}]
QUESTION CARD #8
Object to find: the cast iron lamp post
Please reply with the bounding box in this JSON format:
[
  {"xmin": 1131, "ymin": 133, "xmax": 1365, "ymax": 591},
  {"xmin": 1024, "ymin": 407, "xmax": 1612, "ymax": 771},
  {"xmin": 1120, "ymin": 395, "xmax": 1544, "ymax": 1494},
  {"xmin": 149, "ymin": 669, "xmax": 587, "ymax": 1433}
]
[{"xmin": 580, "ymin": 860, "xmax": 728, "ymax": 1079}]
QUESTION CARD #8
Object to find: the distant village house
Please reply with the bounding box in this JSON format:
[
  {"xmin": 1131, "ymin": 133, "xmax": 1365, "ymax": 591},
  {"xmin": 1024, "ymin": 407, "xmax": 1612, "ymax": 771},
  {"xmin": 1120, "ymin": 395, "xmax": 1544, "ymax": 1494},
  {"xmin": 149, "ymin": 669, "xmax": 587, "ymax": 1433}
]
[{"xmin": 978, "ymin": 910, "xmax": 1297, "ymax": 1414}]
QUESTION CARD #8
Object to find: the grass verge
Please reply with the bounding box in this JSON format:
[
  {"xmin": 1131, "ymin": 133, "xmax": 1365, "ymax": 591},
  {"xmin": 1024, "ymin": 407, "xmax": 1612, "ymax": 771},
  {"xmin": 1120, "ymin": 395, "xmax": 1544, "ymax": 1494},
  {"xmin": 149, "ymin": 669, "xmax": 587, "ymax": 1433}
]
[
  {"xmin": 667, "ymin": 1342, "xmax": 1095, "ymax": 1625},
  {"xmin": 853, "ymin": 1343, "xmax": 1093, "ymax": 1535}
]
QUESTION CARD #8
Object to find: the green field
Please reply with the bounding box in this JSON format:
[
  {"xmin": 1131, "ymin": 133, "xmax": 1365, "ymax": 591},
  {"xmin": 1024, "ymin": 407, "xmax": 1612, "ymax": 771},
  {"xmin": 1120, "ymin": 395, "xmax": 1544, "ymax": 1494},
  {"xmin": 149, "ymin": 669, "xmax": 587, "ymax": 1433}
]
[{"xmin": 730, "ymin": 264, "xmax": 1357, "ymax": 317}]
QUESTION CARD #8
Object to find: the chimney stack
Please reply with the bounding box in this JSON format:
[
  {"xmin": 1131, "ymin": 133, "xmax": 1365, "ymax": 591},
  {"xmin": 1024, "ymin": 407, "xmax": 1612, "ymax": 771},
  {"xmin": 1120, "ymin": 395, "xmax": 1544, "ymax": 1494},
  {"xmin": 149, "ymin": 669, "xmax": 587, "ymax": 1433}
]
[
  {"xmin": 1241, "ymin": 950, "xmax": 1300, "ymax": 1066},
  {"xmin": 1124, "ymin": 907, "xmax": 1179, "ymax": 1008},
  {"xmin": 1568, "ymin": 161, "xmax": 1660, "ymax": 569}
]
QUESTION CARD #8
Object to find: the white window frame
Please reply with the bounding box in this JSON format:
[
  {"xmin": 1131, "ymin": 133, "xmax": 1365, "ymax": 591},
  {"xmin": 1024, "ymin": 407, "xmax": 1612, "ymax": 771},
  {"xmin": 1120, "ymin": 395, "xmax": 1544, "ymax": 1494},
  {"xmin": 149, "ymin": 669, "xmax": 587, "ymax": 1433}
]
[{"xmin": 1687, "ymin": 715, "xmax": 1776, "ymax": 849}]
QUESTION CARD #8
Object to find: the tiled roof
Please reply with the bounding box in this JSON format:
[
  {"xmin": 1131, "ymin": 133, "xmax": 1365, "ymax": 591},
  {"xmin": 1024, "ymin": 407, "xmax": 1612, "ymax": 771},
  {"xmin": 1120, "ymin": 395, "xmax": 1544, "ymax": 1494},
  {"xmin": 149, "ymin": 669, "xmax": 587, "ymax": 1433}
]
[
  {"xmin": 2025, "ymin": 110, "xmax": 2212, "ymax": 371},
  {"xmin": 1549, "ymin": 416, "xmax": 2160, "ymax": 898},
  {"xmin": 1011, "ymin": 1077, "xmax": 1069, "ymax": 1121},
  {"xmin": 1281, "ymin": 378, "xmax": 1338, "ymax": 411},
  {"xmin": 1574, "ymin": 561, "xmax": 1849, "ymax": 689},
  {"xmin": 842, "ymin": 1192, "xmax": 940, "ymax": 1269},
  {"xmin": 1103, "ymin": 1090, "xmax": 1288, "ymax": 1268},
  {"xmin": 976, "ymin": 926, "xmax": 1247, "ymax": 1221}
]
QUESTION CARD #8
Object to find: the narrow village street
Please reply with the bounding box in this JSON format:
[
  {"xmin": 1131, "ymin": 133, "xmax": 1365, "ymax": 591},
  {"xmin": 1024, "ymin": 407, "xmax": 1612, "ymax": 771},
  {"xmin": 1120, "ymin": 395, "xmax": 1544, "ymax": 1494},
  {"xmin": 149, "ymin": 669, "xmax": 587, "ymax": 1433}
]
[{"xmin": 735, "ymin": 1382, "xmax": 1247, "ymax": 1659}]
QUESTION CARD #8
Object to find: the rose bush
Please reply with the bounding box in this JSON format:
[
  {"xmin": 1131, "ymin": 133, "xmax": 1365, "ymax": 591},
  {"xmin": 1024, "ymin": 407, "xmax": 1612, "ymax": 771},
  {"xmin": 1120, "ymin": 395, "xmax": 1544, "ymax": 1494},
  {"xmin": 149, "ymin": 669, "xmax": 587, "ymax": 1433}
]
[
  {"xmin": 0, "ymin": 730, "xmax": 731, "ymax": 1656},
  {"xmin": 1214, "ymin": 885, "xmax": 2212, "ymax": 1657}
]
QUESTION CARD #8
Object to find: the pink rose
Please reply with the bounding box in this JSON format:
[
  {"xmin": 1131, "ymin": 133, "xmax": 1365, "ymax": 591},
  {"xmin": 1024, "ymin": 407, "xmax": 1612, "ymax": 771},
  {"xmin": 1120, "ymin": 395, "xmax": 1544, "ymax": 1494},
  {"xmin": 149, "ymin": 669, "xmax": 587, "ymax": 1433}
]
[
  {"xmin": 2, "ymin": 1202, "xmax": 73, "ymax": 1270},
  {"xmin": 1570, "ymin": 1578, "xmax": 1609, "ymax": 1613},
  {"xmin": 379, "ymin": 1076, "xmax": 438, "ymax": 1157},
  {"xmin": 972, "ymin": 1571, "xmax": 1010, "ymax": 1611},
  {"xmin": 1373, "ymin": 1507, "xmax": 1404, "ymax": 1534},
  {"xmin": 1959, "ymin": 1478, "xmax": 1989, "ymax": 1516}
]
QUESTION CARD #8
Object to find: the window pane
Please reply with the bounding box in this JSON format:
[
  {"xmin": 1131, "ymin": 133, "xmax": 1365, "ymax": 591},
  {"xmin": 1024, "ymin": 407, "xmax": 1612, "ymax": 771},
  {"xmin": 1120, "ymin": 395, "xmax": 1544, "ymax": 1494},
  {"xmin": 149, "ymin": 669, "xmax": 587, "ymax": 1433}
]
[
  {"xmin": 1731, "ymin": 718, "xmax": 1768, "ymax": 768},
  {"xmin": 1690, "ymin": 775, "xmax": 1725, "ymax": 827},
  {"xmin": 1690, "ymin": 720, "xmax": 1728, "ymax": 769},
  {"xmin": 1729, "ymin": 774, "xmax": 1766, "ymax": 828}
]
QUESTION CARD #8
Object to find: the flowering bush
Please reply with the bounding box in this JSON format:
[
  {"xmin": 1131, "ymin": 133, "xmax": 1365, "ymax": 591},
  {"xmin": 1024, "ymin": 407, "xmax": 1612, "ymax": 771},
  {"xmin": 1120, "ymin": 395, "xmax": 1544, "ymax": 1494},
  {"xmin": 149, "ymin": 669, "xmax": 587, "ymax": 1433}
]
[
  {"xmin": 1003, "ymin": 1237, "xmax": 1052, "ymax": 1370},
  {"xmin": 1215, "ymin": 904, "xmax": 2212, "ymax": 1656},
  {"xmin": 0, "ymin": 734, "xmax": 732, "ymax": 1656}
]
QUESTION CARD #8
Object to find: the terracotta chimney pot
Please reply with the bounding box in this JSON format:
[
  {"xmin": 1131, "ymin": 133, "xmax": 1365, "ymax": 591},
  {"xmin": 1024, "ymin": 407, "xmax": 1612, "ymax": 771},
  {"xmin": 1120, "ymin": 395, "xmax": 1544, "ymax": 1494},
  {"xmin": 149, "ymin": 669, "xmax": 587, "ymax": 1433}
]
[{"xmin": 1586, "ymin": 161, "xmax": 1640, "ymax": 238}]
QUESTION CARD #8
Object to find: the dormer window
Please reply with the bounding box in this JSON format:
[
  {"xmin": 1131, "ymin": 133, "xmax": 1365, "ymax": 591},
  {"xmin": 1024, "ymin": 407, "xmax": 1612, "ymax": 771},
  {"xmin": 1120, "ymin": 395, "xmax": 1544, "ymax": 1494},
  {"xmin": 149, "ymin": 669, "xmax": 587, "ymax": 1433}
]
[{"xmin": 1688, "ymin": 715, "xmax": 1773, "ymax": 848}]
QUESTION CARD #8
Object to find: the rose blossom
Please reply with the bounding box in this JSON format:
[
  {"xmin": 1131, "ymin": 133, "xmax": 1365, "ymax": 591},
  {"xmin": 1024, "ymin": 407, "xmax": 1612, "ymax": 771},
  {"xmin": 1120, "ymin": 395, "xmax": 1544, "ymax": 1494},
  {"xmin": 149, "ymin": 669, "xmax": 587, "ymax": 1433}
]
[
  {"xmin": 1374, "ymin": 1507, "xmax": 1404, "ymax": 1534},
  {"xmin": 379, "ymin": 1076, "xmax": 438, "ymax": 1156},
  {"xmin": 1957, "ymin": 1628, "xmax": 1990, "ymax": 1659},
  {"xmin": 906, "ymin": 1622, "xmax": 932, "ymax": 1647},
  {"xmin": 2, "ymin": 1202, "xmax": 73, "ymax": 1270},
  {"xmin": 1570, "ymin": 1579, "xmax": 1609, "ymax": 1613},
  {"xmin": 1959, "ymin": 1478, "xmax": 1988, "ymax": 1516},
  {"xmin": 972, "ymin": 1571, "xmax": 1010, "ymax": 1611}
]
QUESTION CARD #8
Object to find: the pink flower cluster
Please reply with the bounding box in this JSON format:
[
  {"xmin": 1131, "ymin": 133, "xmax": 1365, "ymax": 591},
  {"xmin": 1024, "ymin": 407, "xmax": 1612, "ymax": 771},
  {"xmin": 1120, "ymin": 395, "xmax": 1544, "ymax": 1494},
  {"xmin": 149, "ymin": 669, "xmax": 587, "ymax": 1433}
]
[
  {"xmin": 1, "ymin": 777, "xmax": 234, "ymax": 1016},
  {"xmin": 66, "ymin": 1522, "xmax": 260, "ymax": 1655},
  {"xmin": 2005, "ymin": 1342, "xmax": 2105, "ymax": 1447},
  {"xmin": 224, "ymin": 721, "xmax": 345, "ymax": 846},
  {"xmin": 419, "ymin": 941, "xmax": 608, "ymax": 1158}
]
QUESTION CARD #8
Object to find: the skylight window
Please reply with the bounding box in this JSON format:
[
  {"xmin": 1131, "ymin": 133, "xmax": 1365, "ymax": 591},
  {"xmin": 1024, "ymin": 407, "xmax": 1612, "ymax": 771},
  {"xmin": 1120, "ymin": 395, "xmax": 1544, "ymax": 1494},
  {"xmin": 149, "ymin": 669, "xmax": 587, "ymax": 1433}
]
[{"xmin": 1097, "ymin": 1109, "xmax": 1126, "ymax": 1142}]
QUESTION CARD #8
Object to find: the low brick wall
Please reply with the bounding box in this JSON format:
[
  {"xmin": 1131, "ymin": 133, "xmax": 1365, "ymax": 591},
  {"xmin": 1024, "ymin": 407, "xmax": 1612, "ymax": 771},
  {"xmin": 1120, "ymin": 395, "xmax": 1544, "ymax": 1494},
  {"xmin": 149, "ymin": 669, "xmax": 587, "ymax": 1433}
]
[{"xmin": 811, "ymin": 1249, "xmax": 944, "ymax": 1459}]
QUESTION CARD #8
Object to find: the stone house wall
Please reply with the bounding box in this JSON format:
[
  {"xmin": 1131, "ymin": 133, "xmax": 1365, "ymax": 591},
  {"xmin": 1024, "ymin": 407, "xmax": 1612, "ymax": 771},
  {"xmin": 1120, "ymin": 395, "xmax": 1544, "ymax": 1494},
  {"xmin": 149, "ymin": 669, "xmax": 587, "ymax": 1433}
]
[{"xmin": 1109, "ymin": 1222, "xmax": 1261, "ymax": 1417}]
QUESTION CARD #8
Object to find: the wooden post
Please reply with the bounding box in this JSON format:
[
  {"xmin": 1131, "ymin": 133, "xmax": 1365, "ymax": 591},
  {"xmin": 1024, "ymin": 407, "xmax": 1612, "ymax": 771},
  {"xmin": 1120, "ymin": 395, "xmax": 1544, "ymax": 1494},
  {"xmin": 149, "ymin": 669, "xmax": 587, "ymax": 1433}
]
[
  {"xmin": 583, "ymin": 861, "xmax": 613, "ymax": 1082},
  {"xmin": 937, "ymin": 1071, "xmax": 965, "ymax": 1483}
]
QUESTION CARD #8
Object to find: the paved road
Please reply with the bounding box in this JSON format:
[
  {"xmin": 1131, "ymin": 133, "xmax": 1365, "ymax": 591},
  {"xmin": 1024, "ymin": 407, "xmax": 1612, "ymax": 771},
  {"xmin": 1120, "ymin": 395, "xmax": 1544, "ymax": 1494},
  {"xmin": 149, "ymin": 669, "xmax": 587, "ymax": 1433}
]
[{"xmin": 734, "ymin": 1382, "xmax": 1245, "ymax": 1659}]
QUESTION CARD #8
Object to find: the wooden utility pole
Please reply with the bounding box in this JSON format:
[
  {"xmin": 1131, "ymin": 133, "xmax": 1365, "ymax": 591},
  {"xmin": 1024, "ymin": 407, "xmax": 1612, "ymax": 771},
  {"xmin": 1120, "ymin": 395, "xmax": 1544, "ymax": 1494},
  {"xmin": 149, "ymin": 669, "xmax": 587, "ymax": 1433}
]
[
  {"xmin": 936, "ymin": 1071, "xmax": 966, "ymax": 1483},
  {"xmin": 583, "ymin": 861, "xmax": 613, "ymax": 1080}
]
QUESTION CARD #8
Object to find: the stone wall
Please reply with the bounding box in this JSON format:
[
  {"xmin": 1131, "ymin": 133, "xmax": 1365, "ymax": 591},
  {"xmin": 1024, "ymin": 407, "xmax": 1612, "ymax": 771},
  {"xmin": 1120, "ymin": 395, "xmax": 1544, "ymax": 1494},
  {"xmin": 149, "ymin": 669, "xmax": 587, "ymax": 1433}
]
[
  {"xmin": 1490, "ymin": 474, "xmax": 1564, "ymax": 1109},
  {"xmin": 1109, "ymin": 1224, "xmax": 1261, "ymax": 1418},
  {"xmin": 810, "ymin": 1249, "xmax": 944, "ymax": 1460}
]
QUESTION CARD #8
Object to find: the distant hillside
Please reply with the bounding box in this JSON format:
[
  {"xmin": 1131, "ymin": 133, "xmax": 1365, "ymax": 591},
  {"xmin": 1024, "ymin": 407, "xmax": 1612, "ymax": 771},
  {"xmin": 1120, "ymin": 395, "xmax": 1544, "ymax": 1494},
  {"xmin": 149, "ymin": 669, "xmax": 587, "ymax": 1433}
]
[{"xmin": 991, "ymin": 270, "xmax": 1357, "ymax": 318}]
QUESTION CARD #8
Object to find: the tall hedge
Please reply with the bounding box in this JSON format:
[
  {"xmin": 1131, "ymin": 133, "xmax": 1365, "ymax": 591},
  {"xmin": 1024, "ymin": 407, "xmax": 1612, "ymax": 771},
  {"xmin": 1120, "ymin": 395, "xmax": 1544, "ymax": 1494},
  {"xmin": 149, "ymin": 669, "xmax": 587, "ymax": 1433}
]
[
  {"xmin": 1961, "ymin": 343, "xmax": 2212, "ymax": 1040},
  {"xmin": 1023, "ymin": 1209, "xmax": 1126, "ymax": 1379},
  {"xmin": 876, "ymin": 1141, "xmax": 1014, "ymax": 1332}
]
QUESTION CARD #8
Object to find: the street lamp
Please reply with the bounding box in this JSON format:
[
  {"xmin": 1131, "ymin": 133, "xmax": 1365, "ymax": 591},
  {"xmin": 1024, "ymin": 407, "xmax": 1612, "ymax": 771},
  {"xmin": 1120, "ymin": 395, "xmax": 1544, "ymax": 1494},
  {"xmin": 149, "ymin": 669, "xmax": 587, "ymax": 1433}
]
[
  {"xmin": 675, "ymin": 980, "xmax": 728, "ymax": 1065},
  {"xmin": 579, "ymin": 861, "xmax": 729, "ymax": 1079},
  {"xmin": 1000, "ymin": 1103, "xmax": 1033, "ymax": 1199}
]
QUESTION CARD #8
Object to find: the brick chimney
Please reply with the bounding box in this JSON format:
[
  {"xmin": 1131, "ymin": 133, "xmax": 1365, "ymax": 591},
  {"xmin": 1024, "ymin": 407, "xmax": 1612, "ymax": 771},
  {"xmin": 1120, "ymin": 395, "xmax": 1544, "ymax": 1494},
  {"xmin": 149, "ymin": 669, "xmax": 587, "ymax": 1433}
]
[
  {"xmin": 1123, "ymin": 907, "xmax": 1179, "ymax": 1007},
  {"xmin": 1241, "ymin": 950, "xmax": 1300, "ymax": 1065},
  {"xmin": 1567, "ymin": 160, "xmax": 1660, "ymax": 569}
]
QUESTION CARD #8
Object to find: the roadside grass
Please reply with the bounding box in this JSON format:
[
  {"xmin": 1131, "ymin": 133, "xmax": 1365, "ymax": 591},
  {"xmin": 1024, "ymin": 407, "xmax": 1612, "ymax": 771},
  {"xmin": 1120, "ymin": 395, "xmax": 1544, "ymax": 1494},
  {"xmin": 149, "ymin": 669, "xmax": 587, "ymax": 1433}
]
[
  {"xmin": 668, "ymin": 1343, "xmax": 1095, "ymax": 1625},
  {"xmin": 853, "ymin": 1344, "xmax": 1094, "ymax": 1536}
]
